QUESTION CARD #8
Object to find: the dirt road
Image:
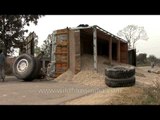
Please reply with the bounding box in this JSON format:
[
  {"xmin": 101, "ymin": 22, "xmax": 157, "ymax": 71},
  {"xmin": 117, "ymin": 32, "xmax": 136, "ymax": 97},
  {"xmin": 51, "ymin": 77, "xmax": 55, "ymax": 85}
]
[
  {"xmin": 0, "ymin": 76, "xmax": 105, "ymax": 105},
  {"xmin": 1, "ymin": 66, "xmax": 159, "ymax": 105}
]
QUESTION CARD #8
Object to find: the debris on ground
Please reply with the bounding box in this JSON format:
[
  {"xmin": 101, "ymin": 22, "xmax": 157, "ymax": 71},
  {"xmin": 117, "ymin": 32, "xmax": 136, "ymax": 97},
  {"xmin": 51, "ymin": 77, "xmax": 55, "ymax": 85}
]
[
  {"xmin": 55, "ymin": 54, "xmax": 129, "ymax": 87},
  {"xmin": 148, "ymin": 70, "xmax": 160, "ymax": 74},
  {"xmin": 147, "ymin": 66, "xmax": 160, "ymax": 74}
]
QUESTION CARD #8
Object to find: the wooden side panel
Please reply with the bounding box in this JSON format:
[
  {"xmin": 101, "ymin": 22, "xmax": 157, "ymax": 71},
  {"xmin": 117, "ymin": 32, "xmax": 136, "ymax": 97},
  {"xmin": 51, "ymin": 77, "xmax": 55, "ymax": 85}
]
[
  {"xmin": 69, "ymin": 29, "xmax": 81, "ymax": 74},
  {"xmin": 54, "ymin": 28, "xmax": 69, "ymax": 78},
  {"xmin": 120, "ymin": 42, "xmax": 128, "ymax": 64},
  {"xmin": 128, "ymin": 49, "xmax": 136, "ymax": 66},
  {"xmin": 69, "ymin": 30, "xmax": 75, "ymax": 74},
  {"xmin": 74, "ymin": 30, "xmax": 81, "ymax": 74}
]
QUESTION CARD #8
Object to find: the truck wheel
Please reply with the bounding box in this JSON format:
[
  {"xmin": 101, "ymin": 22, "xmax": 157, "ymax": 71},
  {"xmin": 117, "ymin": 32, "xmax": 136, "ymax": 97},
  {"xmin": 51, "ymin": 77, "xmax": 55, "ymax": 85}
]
[
  {"xmin": 23, "ymin": 57, "xmax": 42, "ymax": 81},
  {"xmin": 105, "ymin": 76, "xmax": 135, "ymax": 87},
  {"xmin": 32, "ymin": 57, "xmax": 42, "ymax": 79},
  {"xmin": 13, "ymin": 54, "xmax": 35, "ymax": 81},
  {"xmin": 105, "ymin": 65, "xmax": 135, "ymax": 79}
]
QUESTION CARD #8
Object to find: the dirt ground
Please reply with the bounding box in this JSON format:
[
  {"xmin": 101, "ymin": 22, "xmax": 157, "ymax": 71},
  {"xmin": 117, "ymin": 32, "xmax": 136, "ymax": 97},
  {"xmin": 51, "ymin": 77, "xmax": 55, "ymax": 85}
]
[
  {"xmin": 1, "ymin": 65, "xmax": 160, "ymax": 105},
  {"xmin": 64, "ymin": 66, "xmax": 160, "ymax": 105},
  {"xmin": 0, "ymin": 76, "xmax": 103, "ymax": 105},
  {"xmin": 53, "ymin": 54, "xmax": 159, "ymax": 105}
]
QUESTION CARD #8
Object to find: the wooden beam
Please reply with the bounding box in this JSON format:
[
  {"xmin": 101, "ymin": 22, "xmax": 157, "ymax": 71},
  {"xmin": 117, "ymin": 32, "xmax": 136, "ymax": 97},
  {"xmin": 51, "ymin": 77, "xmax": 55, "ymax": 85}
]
[
  {"xmin": 50, "ymin": 31, "xmax": 56, "ymax": 74},
  {"xmin": 93, "ymin": 27, "xmax": 98, "ymax": 72},
  {"xmin": 51, "ymin": 32, "xmax": 56, "ymax": 63},
  {"xmin": 109, "ymin": 37, "xmax": 112, "ymax": 64},
  {"xmin": 117, "ymin": 40, "xmax": 120, "ymax": 62}
]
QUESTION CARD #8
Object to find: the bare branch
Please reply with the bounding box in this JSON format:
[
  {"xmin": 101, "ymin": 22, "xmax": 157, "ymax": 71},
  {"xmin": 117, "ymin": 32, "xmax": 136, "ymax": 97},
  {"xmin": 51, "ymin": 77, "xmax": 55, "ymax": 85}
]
[{"xmin": 117, "ymin": 25, "xmax": 149, "ymax": 49}]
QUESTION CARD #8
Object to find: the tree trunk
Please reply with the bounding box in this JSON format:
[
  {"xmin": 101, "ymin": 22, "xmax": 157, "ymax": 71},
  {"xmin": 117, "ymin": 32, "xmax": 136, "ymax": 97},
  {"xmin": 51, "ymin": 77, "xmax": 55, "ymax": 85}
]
[{"xmin": 1, "ymin": 17, "xmax": 7, "ymax": 56}]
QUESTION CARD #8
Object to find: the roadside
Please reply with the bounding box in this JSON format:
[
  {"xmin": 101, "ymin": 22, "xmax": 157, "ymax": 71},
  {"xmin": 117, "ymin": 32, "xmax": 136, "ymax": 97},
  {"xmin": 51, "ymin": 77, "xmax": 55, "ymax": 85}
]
[
  {"xmin": 1, "ymin": 66, "xmax": 160, "ymax": 105},
  {"xmin": 64, "ymin": 66, "xmax": 160, "ymax": 105}
]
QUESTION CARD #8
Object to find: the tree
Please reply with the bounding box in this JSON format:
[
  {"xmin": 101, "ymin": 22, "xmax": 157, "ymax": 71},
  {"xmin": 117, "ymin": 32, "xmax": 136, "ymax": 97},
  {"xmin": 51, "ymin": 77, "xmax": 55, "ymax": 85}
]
[
  {"xmin": 41, "ymin": 34, "xmax": 52, "ymax": 58},
  {"xmin": 0, "ymin": 15, "xmax": 42, "ymax": 56},
  {"xmin": 148, "ymin": 55, "xmax": 157, "ymax": 63},
  {"xmin": 117, "ymin": 25, "xmax": 148, "ymax": 49},
  {"xmin": 137, "ymin": 53, "xmax": 147, "ymax": 64}
]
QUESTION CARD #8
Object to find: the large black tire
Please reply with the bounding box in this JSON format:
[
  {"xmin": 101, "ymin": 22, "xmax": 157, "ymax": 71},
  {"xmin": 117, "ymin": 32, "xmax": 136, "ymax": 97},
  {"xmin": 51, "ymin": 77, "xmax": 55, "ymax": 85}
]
[
  {"xmin": 105, "ymin": 65, "xmax": 135, "ymax": 79},
  {"xmin": 33, "ymin": 57, "xmax": 42, "ymax": 79},
  {"xmin": 23, "ymin": 57, "xmax": 42, "ymax": 81},
  {"xmin": 13, "ymin": 54, "xmax": 35, "ymax": 81},
  {"xmin": 105, "ymin": 76, "xmax": 135, "ymax": 87}
]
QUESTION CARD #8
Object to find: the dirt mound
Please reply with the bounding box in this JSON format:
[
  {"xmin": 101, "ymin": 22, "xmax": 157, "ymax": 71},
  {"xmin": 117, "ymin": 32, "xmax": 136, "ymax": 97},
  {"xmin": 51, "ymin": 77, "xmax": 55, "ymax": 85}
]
[
  {"xmin": 54, "ymin": 70, "xmax": 74, "ymax": 82},
  {"xmin": 70, "ymin": 55, "xmax": 108, "ymax": 87},
  {"xmin": 55, "ymin": 54, "xmax": 132, "ymax": 87},
  {"xmin": 55, "ymin": 54, "xmax": 119, "ymax": 87}
]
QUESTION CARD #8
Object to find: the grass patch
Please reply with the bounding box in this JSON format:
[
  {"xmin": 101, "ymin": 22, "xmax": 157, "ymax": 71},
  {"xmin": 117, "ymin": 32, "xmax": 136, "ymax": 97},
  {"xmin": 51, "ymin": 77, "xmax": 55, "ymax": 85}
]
[
  {"xmin": 141, "ymin": 80, "xmax": 160, "ymax": 105},
  {"xmin": 106, "ymin": 81, "xmax": 160, "ymax": 105}
]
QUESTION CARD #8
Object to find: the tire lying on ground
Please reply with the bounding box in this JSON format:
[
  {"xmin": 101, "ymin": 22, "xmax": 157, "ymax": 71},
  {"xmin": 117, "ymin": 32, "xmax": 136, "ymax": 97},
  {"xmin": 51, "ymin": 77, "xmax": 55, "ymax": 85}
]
[
  {"xmin": 105, "ymin": 76, "xmax": 135, "ymax": 87},
  {"xmin": 13, "ymin": 54, "xmax": 35, "ymax": 81},
  {"xmin": 105, "ymin": 65, "xmax": 135, "ymax": 79}
]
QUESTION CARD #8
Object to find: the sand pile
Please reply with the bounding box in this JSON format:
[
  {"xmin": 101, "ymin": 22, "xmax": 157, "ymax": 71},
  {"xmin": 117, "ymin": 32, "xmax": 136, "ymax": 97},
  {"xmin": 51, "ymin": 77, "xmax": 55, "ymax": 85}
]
[
  {"xmin": 70, "ymin": 54, "xmax": 109, "ymax": 87},
  {"xmin": 55, "ymin": 54, "xmax": 127, "ymax": 87},
  {"xmin": 54, "ymin": 70, "xmax": 74, "ymax": 82}
]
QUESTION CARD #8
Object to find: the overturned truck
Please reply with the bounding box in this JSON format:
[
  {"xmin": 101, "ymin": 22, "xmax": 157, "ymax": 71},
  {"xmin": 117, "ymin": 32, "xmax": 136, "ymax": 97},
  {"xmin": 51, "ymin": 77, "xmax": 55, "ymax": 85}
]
[{"xmin": 13, "ymin": 25, "xmax": 130, "ymax": 81}]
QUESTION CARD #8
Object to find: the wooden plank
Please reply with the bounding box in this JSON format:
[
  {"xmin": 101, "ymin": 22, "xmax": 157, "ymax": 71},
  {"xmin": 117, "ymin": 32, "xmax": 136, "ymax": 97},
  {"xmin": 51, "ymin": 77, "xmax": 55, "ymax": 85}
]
[
  {"xmin": 117, "ymin": 40, "xmax": 120, "ymax": 62},
  {"xmin": 69, "ymin": 30, "xmax": 75, "ymax": 73},
  {"xmin": 120, "ymin": 43, "xmax": 128, "ymax": 64},
  {"xmin": 109, "ymin": 37, "xmax": 112, "ymax": 64},
  {"xmin": 56, "ymin": 29, "xmax": 68, "ymax": 34},
  {"xmin": 74, "ymin": 29, "xmax": 81, "ymax": 74},
  {"xmin": 93, "ymin": 27, "xmax": 98, "ymax": 71}
]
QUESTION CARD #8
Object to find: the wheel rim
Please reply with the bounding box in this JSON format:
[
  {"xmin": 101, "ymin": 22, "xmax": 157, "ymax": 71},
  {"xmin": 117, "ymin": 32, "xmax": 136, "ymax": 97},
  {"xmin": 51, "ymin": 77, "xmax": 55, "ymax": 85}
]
[{"xmin": 17, "ymin": 59, "xmax": 29, "ymax": 73}]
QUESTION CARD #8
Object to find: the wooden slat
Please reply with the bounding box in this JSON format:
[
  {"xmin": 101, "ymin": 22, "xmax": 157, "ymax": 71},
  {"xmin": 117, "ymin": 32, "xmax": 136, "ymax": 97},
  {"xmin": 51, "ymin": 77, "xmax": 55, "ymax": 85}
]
[
  {"xmin": 93, "ymin": 27, "xmax": 98, "ymax": 71},
  {"xmin": 109, "ymin": 37, "xmax": 112, "ymax": 64},
  {"xmin": 117, "ymin": 40, "xmax": 120, "ymax": 62}
]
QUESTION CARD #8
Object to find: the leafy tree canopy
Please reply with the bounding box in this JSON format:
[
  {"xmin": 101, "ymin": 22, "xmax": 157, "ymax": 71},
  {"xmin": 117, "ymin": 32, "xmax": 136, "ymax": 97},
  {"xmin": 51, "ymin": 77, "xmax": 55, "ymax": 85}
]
[{"xmin": 0, "ymin": 15, "xmax": 43, "ymax": 56}]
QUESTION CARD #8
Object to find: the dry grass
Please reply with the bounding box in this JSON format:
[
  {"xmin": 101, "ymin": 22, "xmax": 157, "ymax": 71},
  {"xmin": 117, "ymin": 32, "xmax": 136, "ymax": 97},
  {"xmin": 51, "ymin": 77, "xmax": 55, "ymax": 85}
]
[
  {"xmin": 141, "ymin": 80, "xmax": 160, "ymax": 105},
  {"xmin": 106, "ymin": 79, "xmax": 160, "ymax": 105},
  {"xmin": 106, "ymin": 86, "xmax": 143, "ymax": 105}
]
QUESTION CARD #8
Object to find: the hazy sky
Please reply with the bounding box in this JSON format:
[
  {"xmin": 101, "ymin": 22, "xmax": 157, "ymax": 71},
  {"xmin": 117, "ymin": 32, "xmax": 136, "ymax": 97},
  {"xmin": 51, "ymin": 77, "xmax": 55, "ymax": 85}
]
[{"xmin": 25, "ymin": 15, "xmax": 160, "ymax": 58}]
